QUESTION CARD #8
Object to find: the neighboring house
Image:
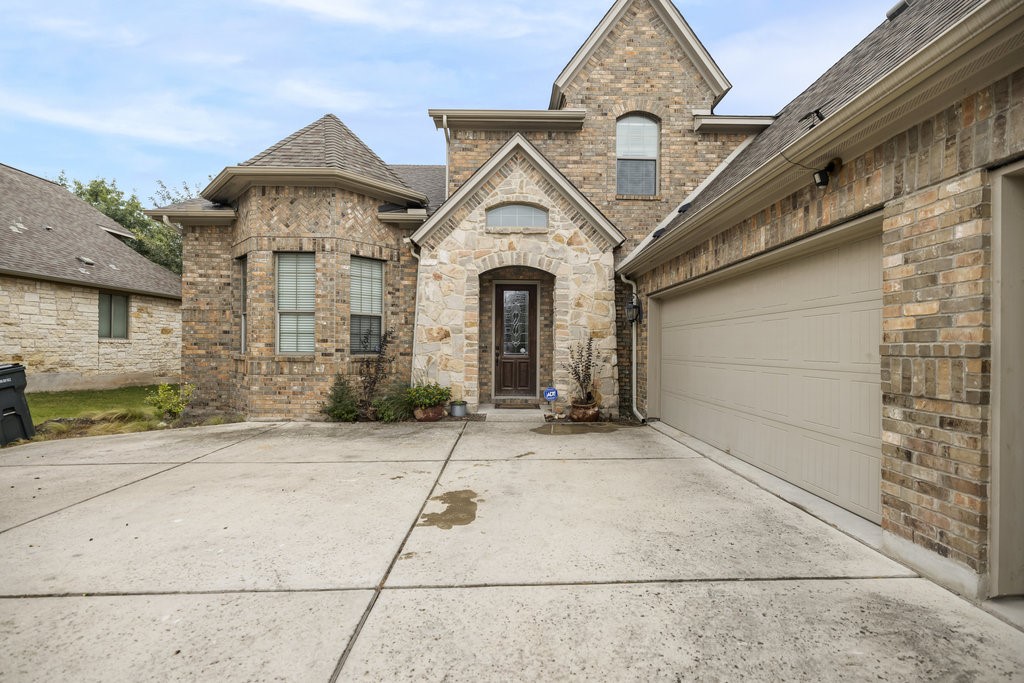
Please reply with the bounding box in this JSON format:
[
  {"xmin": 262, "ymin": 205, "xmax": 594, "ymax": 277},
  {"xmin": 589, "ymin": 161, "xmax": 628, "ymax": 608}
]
[
  {"xmin": 150, "ymin": 0, "xmax": 1024, "ymax": 601},
  {"xmin": 0, "ymin": 163, "xmax": 181, "ymax": 392}
]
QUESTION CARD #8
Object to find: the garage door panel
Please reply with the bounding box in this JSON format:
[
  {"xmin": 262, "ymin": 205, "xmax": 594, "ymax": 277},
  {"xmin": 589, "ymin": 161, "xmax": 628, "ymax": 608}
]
[{"xmin": 658, "ymin": 234, "xmax": 882, "ymax": 522}]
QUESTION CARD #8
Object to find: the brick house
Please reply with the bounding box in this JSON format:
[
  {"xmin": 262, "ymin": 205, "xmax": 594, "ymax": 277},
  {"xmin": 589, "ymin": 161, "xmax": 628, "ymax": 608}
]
[
  {"xmin": 152, "ymin": 0, "xmax": 1023, "ymax": 600},
  {"xmin": 0, "ymin": 163, "xmax": 181, "ymax": 392}
]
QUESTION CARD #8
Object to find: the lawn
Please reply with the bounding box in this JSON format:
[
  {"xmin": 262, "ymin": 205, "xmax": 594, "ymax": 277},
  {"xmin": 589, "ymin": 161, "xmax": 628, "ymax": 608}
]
[{"xmin": 26, "ymin": 385, "xmax": 161, "ymax": 425}]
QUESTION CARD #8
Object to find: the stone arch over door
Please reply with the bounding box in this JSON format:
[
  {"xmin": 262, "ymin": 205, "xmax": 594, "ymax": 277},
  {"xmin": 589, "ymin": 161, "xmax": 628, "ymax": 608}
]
[{"xmin": 479, "ymin": 266, "xmax": 556, "ymax": 403}]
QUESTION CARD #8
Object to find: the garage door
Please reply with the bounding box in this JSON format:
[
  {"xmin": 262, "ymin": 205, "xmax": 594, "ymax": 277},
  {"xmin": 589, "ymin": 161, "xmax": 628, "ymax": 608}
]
[{"xmin": 659, "ymin": 233, "xmax": 882, "ymax": 522}]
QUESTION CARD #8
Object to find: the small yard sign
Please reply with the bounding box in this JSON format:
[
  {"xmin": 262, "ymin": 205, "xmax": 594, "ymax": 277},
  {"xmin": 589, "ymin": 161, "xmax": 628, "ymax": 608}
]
[{"xmin": 543, "ymin": 387, "xmax": 558, "ymax": 402}]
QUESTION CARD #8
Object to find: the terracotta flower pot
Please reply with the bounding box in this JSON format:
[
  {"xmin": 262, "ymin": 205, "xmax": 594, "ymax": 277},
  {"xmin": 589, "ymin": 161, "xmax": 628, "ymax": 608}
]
[
  {"xmin": 414, "ymin": 405, "xmax": 445, "ymax": 422},
  {"xmin": 568, "ymin": 401, "xmax": 600, "ymax": 422}
]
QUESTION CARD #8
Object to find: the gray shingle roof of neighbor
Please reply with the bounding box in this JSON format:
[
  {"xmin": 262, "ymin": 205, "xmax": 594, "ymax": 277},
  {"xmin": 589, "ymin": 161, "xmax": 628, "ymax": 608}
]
[
  {"xmin": 242, "ymin": 113, "xmax": 409, "ymax": 189},
  {"xmin": 660, "ymin": 0, "xmax": 984, "ymax": 234},
  {"xmin": 390, "ymin": 165, "xmax": 447, "ymax": 214},
  {"xmin": 0, "ymin": 163, "xmax": 182, "ymax": 300}
]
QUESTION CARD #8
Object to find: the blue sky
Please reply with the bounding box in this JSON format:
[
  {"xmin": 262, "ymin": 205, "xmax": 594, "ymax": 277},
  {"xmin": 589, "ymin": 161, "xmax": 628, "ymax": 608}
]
[{"xmin": 1, "ymin": 0, "xmax": 893, "ymax": 205}]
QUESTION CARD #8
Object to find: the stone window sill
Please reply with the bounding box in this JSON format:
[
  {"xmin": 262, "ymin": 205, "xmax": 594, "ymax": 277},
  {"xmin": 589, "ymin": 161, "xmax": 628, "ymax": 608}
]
[
  {"xmin": 98, "ymin": 338, "xmax": 130, "ymax": 344},
  {"xmin": 616, "ymin": 194, "xmax": 662, "ymax": 201}
]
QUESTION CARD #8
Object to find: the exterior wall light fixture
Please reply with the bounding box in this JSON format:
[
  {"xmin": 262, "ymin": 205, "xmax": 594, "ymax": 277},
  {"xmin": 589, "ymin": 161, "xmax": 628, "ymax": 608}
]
[
  {"xmin": 814, "ymin": 158, "xmax": 843, "ymax": 188},
  {"xmin": 626, "ymin": 295, "xmax": 643, "ymax": 324}
]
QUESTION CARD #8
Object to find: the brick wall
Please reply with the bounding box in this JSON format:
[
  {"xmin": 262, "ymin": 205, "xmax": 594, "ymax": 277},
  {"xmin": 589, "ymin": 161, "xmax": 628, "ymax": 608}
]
[
  {"xmin": 632, "ymin": 69, "xmax": 1024, "ymax": 574},
  {"xmin": 0, "ymin": 274, "xmax": 180, "ymax": 392},
  {"xmin": 183, "ymin": 186, "xmax": 417, "ymax": 419}
]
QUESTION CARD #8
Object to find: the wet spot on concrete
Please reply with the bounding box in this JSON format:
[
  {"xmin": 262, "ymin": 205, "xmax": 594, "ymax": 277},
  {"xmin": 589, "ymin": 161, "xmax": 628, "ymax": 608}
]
[
  {"xmin": 418, "ymin": 490, "xmax": 478, "ymax": 530},
  {"xmin": 530, "ymin": 424, "xmax": 620, "ymax": 436}
]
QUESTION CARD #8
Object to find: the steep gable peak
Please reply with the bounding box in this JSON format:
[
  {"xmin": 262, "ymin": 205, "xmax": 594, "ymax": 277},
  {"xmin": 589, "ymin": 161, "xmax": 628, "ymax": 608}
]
[{"xmin": 550, "ymin": 0, "xmax": 730, "ymax": 109}]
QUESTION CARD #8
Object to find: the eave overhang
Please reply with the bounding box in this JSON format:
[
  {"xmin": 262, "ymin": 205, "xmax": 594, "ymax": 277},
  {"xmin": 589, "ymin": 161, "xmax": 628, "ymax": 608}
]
[
  {"xmin": 142, "ymin": 208, "xmax": 237, "ymax": 227},
  {"xmin": 411, "ymin": 133, "xmax": 624, "ymax": 249},
  {"xmin": 619, "ymin": 0, "xmax": 1024, "ymax": 277},
  {"xmin": 694, "ymin": 115, "xmax": 776, "ymax": 134},
  {"xmin": 0, "ymin": 267, "xmax": 181, "ymax": 302},
  {"xmin": 549, "ymin": 0, "xmax": 730, "ymax": 110},
  {"xmin": 429, "ymin": 109, "xmax": 587, "ymax": 132},
  {"xmin": 378, "ymin": 209, "xmax": 429, "ymax": 225},
  {"xmin": 201, "ymin": 167, "xmax": 428, "ymax": 207}
]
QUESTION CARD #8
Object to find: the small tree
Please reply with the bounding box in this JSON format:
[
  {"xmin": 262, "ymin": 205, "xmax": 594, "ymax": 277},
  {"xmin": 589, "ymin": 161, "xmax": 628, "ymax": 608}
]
[{"xmin": 562, "ymin": 337, "xmax": 597, "ymax": 405}]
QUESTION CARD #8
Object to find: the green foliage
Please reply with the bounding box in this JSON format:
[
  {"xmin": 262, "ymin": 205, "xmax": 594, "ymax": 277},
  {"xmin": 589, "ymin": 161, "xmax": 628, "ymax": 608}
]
[
  {"xmin": 356, "ymin": 329, "xmax": 395, "ymax": 420},
  {"xmin": 145, "ymin": 383, "xmax": 195, "ymax": 420},
  {"xmin": 562, "ymin": 337, "xmax": 596, "ymax": 404},
  {"xmin": 322, "ymin": 375, "xmax": 359, "ymax": 422},
  {"xmin": 56, "ymin": 173, "xmax": 183, "ymax": 274},
  {"xmin": 26, "ymin": 385, "xmax": 160, "ymax": 425},
  {"xmin": 372, "ymin": 384, "xmax": 415, "ymax": 423},
  {"xmin": 406, "ymin": 383, "xmax": 452, "ymax": 409}
]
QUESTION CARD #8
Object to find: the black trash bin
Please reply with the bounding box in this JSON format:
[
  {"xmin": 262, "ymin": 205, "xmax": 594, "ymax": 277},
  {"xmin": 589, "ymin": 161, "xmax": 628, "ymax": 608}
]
[{"xmin": 0, "ymin": 364, "xmax": 35, "ymax": 445}]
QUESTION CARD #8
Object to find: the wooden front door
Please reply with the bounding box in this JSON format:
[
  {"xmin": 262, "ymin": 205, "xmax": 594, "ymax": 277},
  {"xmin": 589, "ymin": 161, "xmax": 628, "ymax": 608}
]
[{"xmin": 494, "ymin": 284, "xmax": 537, "ymax": 397}]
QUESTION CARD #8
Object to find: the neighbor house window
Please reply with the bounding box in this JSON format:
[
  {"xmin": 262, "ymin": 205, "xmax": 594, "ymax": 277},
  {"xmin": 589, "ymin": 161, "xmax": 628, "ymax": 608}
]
[
  {"xmin": 99, "ymin": 292, "xmax": 128, "ymax": 339},
  {"xmin": 486, "ymin": 204, "xmax": 548, "ymax": 228},
  {"xmin": 350, "ymin": 257, "xmax": 383, "ymax": 354},
  {"xmin": 238, "ymin": 256, "xmax": 248, "ymax": 354},
  {"xmin": 276, "ymin": 252, "xmax": 315, "ymax": 354},
  {"xmin": 616, "ymin": 114, "xmax": 659, "ymax": 196}
]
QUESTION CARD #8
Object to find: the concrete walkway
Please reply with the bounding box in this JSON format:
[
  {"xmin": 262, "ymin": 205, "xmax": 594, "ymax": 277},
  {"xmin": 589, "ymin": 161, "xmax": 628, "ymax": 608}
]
[{"xmin": 1, "ymin": 421, "xmax": 1021, "ymax": 681}]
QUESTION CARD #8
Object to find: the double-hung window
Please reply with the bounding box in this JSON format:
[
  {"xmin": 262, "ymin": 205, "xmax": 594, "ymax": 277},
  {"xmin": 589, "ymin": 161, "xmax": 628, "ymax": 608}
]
[
  {"xmin": 238, "ymin": 256, "xmax": 248, "ymax": 354},
  {"xmin": 350, "ymin": 257, "xmax": 383, "ymax": 354},
  {"xmin": 99, "ymin": 292, "xmax": 128, "ymax": 339},
  {"xmin": 277, "ymin": 252, "xmax": 315, "ymax": 354},
  {"xmin": 616, "ymin": 114, "xmax": 659, "ymax": 196}
]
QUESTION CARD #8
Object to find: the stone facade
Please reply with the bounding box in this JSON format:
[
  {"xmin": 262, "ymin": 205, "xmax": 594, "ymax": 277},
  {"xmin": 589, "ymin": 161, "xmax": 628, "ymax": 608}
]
[
  {"xmin": 631, "ymin": 69, "xmax": 1024, "ymax": 583},
  {"xmin": 182, "ymin": 186, "xmax": 417, "ymax": 420},
  {"xmin": 413, "ymin": 152, "xmax": 619, "ymax": 413},
  {"xmin": 0, "ymin": 274, "xmax": 181, "ymax": 391}
]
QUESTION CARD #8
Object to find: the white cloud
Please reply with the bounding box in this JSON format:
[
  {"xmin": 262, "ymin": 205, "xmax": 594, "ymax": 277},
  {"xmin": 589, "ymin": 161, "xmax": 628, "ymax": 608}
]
[
  {"xmin": 0, "ymin": 88, "xmax": 260, "ymax": 148},
  {"xmin": 251, "ymin": 0, "xmax": 590, "ymax": 38},
  {"xmin": 28, "ymin": 17, "xmax": 145, "ymax": 48},
  {"xmin": 274, "ymin": 79, "xmax": 378, "ymax": 113}
]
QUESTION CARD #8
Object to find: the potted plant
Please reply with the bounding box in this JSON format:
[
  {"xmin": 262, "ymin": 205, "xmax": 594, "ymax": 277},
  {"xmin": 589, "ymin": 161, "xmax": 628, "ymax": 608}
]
[
  {"xmin": 407, "ymin": 382, "xmax": 452, "ymax": 422},
  {"xmin": 449, "ymin": 399, "xmax": 468, "ymax": 418},
  {"xmin": 562, "ymin": 337, "xmax": 601, "ymax": 422}
]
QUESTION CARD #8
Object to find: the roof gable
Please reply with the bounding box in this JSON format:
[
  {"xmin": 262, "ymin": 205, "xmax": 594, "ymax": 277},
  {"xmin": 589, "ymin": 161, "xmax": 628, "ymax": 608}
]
[
  {"xmin": 411, "ymin": 134, "xmax": 624, "ymax": 248},
  {"xmin": 0, "ymin": 163, "xmax": 181, "ymax": 299},
  {"xmin": 550, "ymin": 0, "xmax": 730, "ymax": 109}
]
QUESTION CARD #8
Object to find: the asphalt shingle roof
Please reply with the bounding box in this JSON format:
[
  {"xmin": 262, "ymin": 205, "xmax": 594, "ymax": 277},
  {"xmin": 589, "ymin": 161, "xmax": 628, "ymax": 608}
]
[
  {"xmin": 662, "ymin": 0, "xmax": 983, "ymax": 233},
  {"xmin": 242, "ymin": 113, "xmax": 408, "ymax": 189},
  {"xmin": 390, "ymin": 165, "xmax": 447, "ymax": 214},
  {"xmin": 0, "ymin": 163, "xmax": 181, "ymax": 299}
]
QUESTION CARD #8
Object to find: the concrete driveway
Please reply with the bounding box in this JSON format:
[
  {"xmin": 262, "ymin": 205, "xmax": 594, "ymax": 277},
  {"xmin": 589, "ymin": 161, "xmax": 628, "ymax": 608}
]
[{"xmin": 1, "ymin": 419, "xmax": 1022, "ymax": 681}]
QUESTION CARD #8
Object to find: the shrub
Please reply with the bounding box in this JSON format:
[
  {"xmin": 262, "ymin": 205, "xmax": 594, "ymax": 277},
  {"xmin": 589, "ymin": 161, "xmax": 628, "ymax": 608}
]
[
  {"xmin": 406, "ymin": 383, "xmax": 452, "ymax": 409},
  {"xmin": 562, "ymin": 337, "xmax": 597, "ymax": 404},
  {"xmin": 322, "ymin": 375, "xmax": 359, "ymax": 422},
  {"xmin": 373, "ymin": 384, "xmax": 415, "ymax": 423},
  {"xmin": 145, "ymin": 383, "xmax": 195, "ymax": 420},
  {"xmin": 356, "ymin": 329, "xmax": 395, "ymax": 419}
]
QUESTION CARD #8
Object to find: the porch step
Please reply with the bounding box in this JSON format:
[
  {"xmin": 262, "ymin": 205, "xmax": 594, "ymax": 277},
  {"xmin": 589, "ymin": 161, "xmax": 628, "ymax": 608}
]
[{"xmin": 477, "ymin": 403, "xmax": 547, "ymax": 423}]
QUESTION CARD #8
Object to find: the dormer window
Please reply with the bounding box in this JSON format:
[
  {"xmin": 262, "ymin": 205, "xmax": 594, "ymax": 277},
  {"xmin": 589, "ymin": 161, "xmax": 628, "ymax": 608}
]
[
  {"xmin": 486, "ymin": 204, "xmax": 548, "ymax": 228},
  {"xmin": 616, "ymin": 114, "xmax": 659, "ymax": 196}
]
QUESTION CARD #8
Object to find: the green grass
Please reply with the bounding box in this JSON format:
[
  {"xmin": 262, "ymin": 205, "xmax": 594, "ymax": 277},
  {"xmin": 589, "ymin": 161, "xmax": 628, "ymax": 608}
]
[{"xmin": 26, "ymin": 385, "xmax": 162, "ymax": 426}]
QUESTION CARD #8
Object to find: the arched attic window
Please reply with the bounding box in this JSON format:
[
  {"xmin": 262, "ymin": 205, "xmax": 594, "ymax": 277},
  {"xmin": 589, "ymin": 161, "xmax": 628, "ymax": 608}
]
[
  {"xmin": 486, "ymin": 204, "xmax": 548, "ymax": 228},
  {"xmin": 616, "ymin": 114, "xmax": 659, "ymax": 196}
]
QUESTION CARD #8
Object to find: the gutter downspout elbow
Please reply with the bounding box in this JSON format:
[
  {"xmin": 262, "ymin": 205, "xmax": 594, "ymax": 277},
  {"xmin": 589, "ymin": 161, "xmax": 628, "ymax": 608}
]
[{"xmin": 619, "ymin": 272, "xmax": 647, "ymax": 424}]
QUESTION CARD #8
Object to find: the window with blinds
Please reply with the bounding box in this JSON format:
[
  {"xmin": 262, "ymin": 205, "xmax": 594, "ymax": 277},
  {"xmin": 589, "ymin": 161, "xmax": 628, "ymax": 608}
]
[
  {"xmin": 486, "ymin": 204, "xmax": 548, "ymax": 228},
  {"xmin": 238, "ymin": 256, "xmax": 248, "ymax": 354},
  {"xmin": 277, "ymin": 252, "xmax": 315, "ymax": 354},
  {"xmin": 616, "ymin": 114, "xmax": 659, "ymax": 196},
  {"xmin": 350, "ymin": 257, "xmax": 383, "ymax": 354},
  {"xmin": 99, "ymin": 292, "xmax": 128, "ymax": 339}
]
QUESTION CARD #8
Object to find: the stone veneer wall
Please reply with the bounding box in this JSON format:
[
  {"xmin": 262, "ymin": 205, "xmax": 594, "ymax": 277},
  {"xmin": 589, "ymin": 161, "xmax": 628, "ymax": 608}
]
[
  {"xmin": 182, "ymin": 186, "xmax": 417, "ymax": 419},
  {"xmin": 444, "ymin": 0, "xmax": 749, "ymax": 417},
  {"xmin": 415, "ymin": 153, "xmax": 619, "ymax": 414},
  {"xmin": 633, "ymin": 70, "xmax": 1024, "ymax": 578},
  {"xmin": 0, "ymin": 274, "xmax": 180, "ymax": 391}
]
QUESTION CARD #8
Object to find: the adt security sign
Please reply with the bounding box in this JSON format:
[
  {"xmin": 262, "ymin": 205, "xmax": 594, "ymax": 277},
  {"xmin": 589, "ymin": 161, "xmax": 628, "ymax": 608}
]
[{"xmin": 543, "ymin": 386, "xmax": 558, "ymax": 403}]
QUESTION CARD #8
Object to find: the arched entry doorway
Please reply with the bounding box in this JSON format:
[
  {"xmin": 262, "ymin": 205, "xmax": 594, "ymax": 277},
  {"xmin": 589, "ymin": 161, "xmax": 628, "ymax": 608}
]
[{"xmin": 479, "ymin": 266, "xmax": 555, "ymax": 404}]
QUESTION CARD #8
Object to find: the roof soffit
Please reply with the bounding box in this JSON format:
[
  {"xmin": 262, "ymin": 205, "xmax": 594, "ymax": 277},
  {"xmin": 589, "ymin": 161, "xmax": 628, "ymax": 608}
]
[{"xmin": 549, "ymin": 0, "xmax": 730, "ymax": 109}]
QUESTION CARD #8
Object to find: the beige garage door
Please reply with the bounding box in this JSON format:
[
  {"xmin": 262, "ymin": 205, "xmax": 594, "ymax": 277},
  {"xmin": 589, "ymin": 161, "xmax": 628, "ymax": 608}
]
[{"xmin": 659, "ymin": 233, "xmax": 882, "ymax": 522}]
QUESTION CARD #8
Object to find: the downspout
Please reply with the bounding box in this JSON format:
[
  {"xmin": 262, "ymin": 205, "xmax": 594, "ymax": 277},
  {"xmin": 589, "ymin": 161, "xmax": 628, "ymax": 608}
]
[
  {"xmin": 619, "ymin": 272, "xmax": 647, "ymax": 424},
  {"xmin": 442, "ymin": 114, "xmax": 451, "ymax": 198},
  {"xmin": 406, "ymin": 238, "xmax": 422, "ymax": 387}
]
